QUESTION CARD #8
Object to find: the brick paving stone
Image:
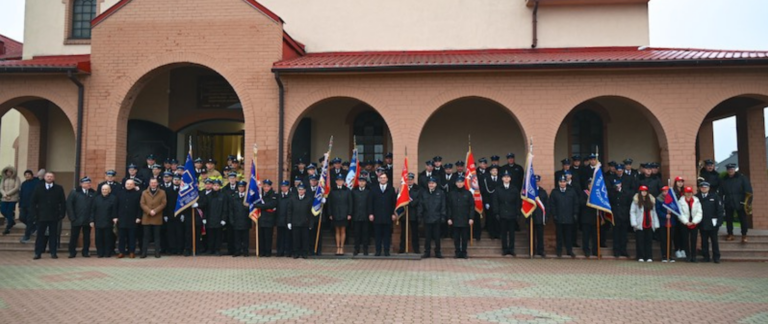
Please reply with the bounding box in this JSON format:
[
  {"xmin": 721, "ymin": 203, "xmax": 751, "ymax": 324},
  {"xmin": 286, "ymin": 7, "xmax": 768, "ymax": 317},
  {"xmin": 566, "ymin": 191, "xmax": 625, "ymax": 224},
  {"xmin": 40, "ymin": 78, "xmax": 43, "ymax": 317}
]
[{"xmin": 0, "ymin": 251, "xmax": 766, "ymax": 323}]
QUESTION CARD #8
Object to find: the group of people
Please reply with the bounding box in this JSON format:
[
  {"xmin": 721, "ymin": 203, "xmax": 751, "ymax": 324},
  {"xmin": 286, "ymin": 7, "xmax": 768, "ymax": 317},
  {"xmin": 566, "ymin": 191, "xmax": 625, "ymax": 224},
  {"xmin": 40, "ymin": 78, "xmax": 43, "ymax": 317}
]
[{"xmin": 1, "ymin": 151, "xmax": 752, "ymax": 263}]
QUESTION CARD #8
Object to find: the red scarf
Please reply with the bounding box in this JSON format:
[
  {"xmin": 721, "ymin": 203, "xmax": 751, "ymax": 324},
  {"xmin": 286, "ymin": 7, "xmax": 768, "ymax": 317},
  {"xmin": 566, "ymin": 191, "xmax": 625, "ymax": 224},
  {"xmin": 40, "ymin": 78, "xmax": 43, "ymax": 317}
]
[{"xmin": 685, "ymin": 197, "xmax": 697, "ymax": 229}]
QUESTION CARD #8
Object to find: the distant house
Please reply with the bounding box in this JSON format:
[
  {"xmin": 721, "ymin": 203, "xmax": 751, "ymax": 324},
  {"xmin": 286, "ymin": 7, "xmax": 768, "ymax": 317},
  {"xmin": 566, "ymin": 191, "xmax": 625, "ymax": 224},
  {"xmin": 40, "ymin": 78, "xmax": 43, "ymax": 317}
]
[{"xmin": 715, "ymin": 136, "xmax": 768, "ymax": 172}]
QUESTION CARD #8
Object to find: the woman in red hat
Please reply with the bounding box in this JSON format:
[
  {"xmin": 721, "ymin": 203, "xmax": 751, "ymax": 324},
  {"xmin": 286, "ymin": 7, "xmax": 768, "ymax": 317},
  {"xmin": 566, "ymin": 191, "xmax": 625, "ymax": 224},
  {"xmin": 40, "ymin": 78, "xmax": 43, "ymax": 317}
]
[
  {"xmin": 672, "ymin": 176, "xmax": 686, "ymax": 260},
  {"xmin": 630, "ymin": 186, "xmax": 659, "ymax": 262},
  {"xmin": 677, "ymin": 186, "xmax": 702, "ymax": 262}
]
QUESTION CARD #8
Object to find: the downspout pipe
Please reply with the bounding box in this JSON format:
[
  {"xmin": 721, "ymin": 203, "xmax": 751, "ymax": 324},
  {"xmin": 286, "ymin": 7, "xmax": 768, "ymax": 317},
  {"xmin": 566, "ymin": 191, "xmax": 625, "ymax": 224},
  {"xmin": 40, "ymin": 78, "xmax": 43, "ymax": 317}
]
[
  {"xmin": 68, "ymin": 71, "xmax": 84, "ymax": 188},
  {"xmin": 274, "ymin": 71, "xmax": 285, "ymax": 184},
  {"xmin": 532, "ymin": 0, "xmax": 539, "ymax": 48}
]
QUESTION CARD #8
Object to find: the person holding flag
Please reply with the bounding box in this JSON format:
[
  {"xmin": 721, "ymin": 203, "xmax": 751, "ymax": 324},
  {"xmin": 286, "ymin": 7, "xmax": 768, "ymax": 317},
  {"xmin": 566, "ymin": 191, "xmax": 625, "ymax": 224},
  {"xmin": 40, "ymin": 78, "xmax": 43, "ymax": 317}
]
[
  {"xmin": 677, "ymin": 186, "xmax": 702, "ymax": 263},
  {"xmin": 229, "ymin": 181, "xmax": 252, "ymax": 257},
  {"xmin": 519, "ymin": 146, "xmax": 546, "ymax": 258},
  {"xmin": 586, "ymin": 155, "xmax": 614, "ymax": 259},
  {"xmin": 253, "ymin": 180, "xmax": 278, "ymax": 257},
  {"xmin": 530, "ymin": 175, "xmax": 548, "ymax": 258},
  {"xmin": 578, "ymin": 179, "xmax": 599, "ymax": 258},
  {"xmin": 398, "ymin": 173, "xmax": 421, "ymax": 254},
  {"xmin": 656, "ymin": 185, "xmax": 681, "ymax": 262},
  {"xmin": 175, "ymin": 145, "xmax": 200, "ymax": 257},
  {"xmin": 493, "ymin": 170, "xmax": 521, "ymax": 257}
]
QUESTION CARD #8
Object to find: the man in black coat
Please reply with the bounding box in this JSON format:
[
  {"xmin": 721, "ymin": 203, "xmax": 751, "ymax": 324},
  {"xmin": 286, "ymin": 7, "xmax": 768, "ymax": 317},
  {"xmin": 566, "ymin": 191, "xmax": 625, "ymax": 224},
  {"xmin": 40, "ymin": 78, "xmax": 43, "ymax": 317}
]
[
  {"xmin": 275, "ymin": 181, "xmax": 293, "ymax": 257},
  {"xmin": 530, "ymin": 175, "xmax": 548, "ymax": 257},
  {"xmin": 418, "ymin": 160, "xmax": 436, "ymax": 190},
  {"xmin": 199, "ymin": 179, "xmax": 230, "ymax": 256},
  {"xmin": 609, "ymin": 179, "xmax": 634, "ymax": 258},
  {"xmin": 418, "ymin": 177, "xmax": 446, "ymax": 259},
  {"xmin": 290, "ymin": 158, "xmax": 308, "ymax": 188},
  {"xmin": 31, "ymin": 172, "xmax": 66, "ymax": 259},
  {"xmin": 352, "ymin": 177, "xmax": 373, "ymax": 255},
  {"xmin": 287, "ymin": 184, "xmax": 313, "ymax": 258},
  {"xmin": 229, "ymin": 181, "xmax": 252, "ymax": 257},
  {"xmin": 696, "ymin": 182, "xmax": 724, "ymax": 263},
  {"xmin": 554, "ymin": 158, "xmax": 580, "ymax": 189},
  {"xmin": 66, "ymin": 177, "xmax": 96, "ymax": 258},
  {"xmin": 482, "ymin": 166, "xmax": 501, "ymax": 239},
  {"xmin": 550, "ymin": 175, "xmax": 580, "ymax": 258},
  {"xmin": 163, "ymin": 175, "xmax": 183, "ymax": 255},
  {"xmin": 638, "ymin": 164, "xmax": 662, "ymax": 197},
  {"xmin": 500, "ymin": 153, "xmax": 525, "ymax": 190},
  {"xmin": 720, "ymin": 163, "xmax": 753, "ymax": 242},
  {"xmin": 579, "ymin": 180, "xmax": 599, "ymax": 258},
  {"xmin": 698, "ymin": 159, "xmax": 720, "ymax": 193},
  {"xmin": 492, "ymin": 171, "xmax": 521, "ymax": 256},
  {"xmin": 254, "ymin": 180, "xmax": 278, "ymax": 257},
  {"xmin": 116, "ymin": 179, "xmax": 143, "ymax": 258},
  {"xmin": 448, "ymin": 176, "xmax": 475, "ymax": 258},
  {"xmin": 90, "ymin": 183, "xmax": 117, "ymax": 258},
  {"xmin": 398, "ymin": 173, "xmax": 420, "ymax": 254},
  {"xmin": 369, "ymin": 173, "xmax": 397, "ymax": 256}
]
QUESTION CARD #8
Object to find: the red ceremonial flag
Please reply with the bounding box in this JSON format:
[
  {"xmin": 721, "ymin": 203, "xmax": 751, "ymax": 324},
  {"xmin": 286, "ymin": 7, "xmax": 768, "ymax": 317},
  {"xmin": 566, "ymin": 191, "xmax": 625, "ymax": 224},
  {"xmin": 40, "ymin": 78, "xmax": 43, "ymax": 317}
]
[
  {"xmin": 395, "ymin": 156, "xmax": 410, "ymax": 217},
  {"xmin": 464, "ymin": 147, "xmax": 484, "ymax": 214}
]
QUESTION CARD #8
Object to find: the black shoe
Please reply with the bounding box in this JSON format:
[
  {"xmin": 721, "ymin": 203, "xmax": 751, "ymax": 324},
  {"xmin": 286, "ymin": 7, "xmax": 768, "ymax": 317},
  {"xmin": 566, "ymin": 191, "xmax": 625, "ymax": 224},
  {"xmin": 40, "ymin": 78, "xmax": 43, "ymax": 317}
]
[
  {"xmin": 184, "ymin": 251, "xmax": 191, "ymax": 257},
  {"xmin": 97, "ymin": 255, "xmax": 104, "ymax": 258},
  {"xmin": 413, "ymin": 250, "xmax": 420, "ymax": 254},
  {"xmin": 689, "ymin": 258, "xmax": 697, "ymax": 263},
  {"xmin": 244, "ymin": 252, "xmax": 250, "ymax": 257},
  {"xmin": 398, "ymin": 248, "xmax": 405, "ymax": 254},
  {"xmin": 2, "ymin": 229, "xmax": 9, "ymax": 235},
  {"xmin": 293, "ymin": 255, "xmax": 299, "ymax": 259},
  {"xmin": 155, "ymin": 251, "xmax": 161, "ymax": 258},
  {"xmin": 422, "ymin": 253, "xmax": 430, "ymax": 259},
  {"xmin": 573, "ymin": 243, "xmax": 580, "ymax": 248},
  {"xmin": 301, "ymin": 255, "xmax": 308, "ymax": 259},
  {"xmin": 140, "ymin": 254, "xmax": 147, "ymax": 259},
  {"xmin": 455, "ymin": 253, "xmax": 460, "ymax": 259},
  {"xmin": 703, "ymin": 258, "xmax": 711, "ymax": 263},
  {"xmin": 215, "ymin": 252, "xmax": 222, "ymax": 256},
  {"xmin": 375, "ymin": 251, "xmax": 381, "ymax": 257},
  {"xmin": 33, "ymin": 255, "xmax": 41, "ymax": 260},
  {"xmin": 232, "ymin": 254, "xmax": 239, "ymax": 258},
  {"xmin": 461, "ymin": 252, "xmax": 468, "ymax": 259},
  {"xmin": 68, "ymin": 255, "xmax": 76, "ymax": 259},
  {"xmin": 51, "ymin": 255, "xmax": 58, "ymax": 259},
  {"xmin": 353, "ymin": 249, "xmax": 359, "ymax": 256},
  {"xmin": 569, "ymin": 253, "xmax": 576, "ymax": 258},
  {"xmin": 557, "ymin": 252, "xmax": 562, "ymax": 258},
  {"xmin": 384, "ymin": 251, "xmax": 391, "ymax": 257},
  {"xmin": 714, "ymin": 259, "xmax": 721, "ymax": 264},
  {"xmin": 435, "ymin": 252, "xmax": 444, "ymax": 259},
  {"xmin": 363, "ymin": 250, "xmax": 369, "ymax": 256},
  {"xmin": 539, "ymin": 254, "xmax": 547, "ymax": 258}
]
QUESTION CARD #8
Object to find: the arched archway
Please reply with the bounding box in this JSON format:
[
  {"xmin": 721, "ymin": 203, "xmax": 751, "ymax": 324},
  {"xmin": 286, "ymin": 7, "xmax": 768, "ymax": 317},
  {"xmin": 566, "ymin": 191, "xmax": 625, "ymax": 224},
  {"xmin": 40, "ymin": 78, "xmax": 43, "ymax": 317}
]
[
  {"xmin": 118, "ymin": 63, "xmax": 246, "ymax": 178},
  {"xmin": 696, "ymin": 94, "xmax": 768, "ymax": 231},
  {"xmin": 0, "ymin": 98, "xmax": 76, "ymax": 190},
  {"xmin": 287, "ymin": 97, "xmax": 393, "ymax": 177},
  {"xmin": 417, "ymin": 96, "xmax": 526, "ymax": 181},
  {"xmin": 554, "ymin": 96, "xmax": 668, "ymax": 190}
]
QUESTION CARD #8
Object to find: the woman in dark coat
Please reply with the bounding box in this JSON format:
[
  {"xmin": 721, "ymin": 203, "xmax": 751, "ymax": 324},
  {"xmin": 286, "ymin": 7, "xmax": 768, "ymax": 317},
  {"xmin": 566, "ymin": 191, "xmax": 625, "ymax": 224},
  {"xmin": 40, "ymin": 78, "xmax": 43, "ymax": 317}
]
[
  {"xmin": 91, "ymin": 184, "xmax": 117, "ymax": 258},
  {"xmin": 229, "ymin": 181, "xmax": 252, "ymax": 257},
  {"xmin": 327, "ymin": 175, "xmax": 353, "ymax": 255}
]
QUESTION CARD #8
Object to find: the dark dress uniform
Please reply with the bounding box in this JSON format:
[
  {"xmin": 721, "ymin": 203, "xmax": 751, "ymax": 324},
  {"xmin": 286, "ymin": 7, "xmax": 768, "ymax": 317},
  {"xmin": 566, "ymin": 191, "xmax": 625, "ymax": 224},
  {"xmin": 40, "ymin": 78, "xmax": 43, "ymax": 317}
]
[
  {"xmin": 720, "ymin": 172, "xmax": 752, "ymax": 237},
  {"xmin": 306, "ymin": 185, "xmax": 324, "ymax": 256},
  {"xmin": 578, "ymin": 189, "xmax": 599, "ymax": 257},
  {"xmin": 116, "ymin": 189, "xmax": 142, "ymax": 255},
  {"xmin": 549, "ymin": 186, "xmax": 579, "ymax": 257},
  {"xmin": 370, "ymin": 183, "xmax": 397, "ymax": 256},
  {"xmin": 492, "ymin": 182, "xmax": 521, "ymax": 256},
  {"xmin": 288, "ymin": 191, "xmax": 313, "ymax": 258},
  {"xmin": 254, "ymin": 189, "xmax": 278, "ymax": 257},
  {"xmin": 290, "ymin": 167, "xmax": 308, "ymax": 187},
  {"xmin": 66, "ymin": 187, "xmax": 96, "ymax": 258},
  {"xmin": 638, "ymin": 176, "xmax": 662, "ymax": 197},
  {"xmin": 500, "ymin": 163, "xmax": 524, "ymax": 190},
  {"xmin": 352, "ymin": 185, "xmax": 372, "ymax": 255},
  {"xmin": 418, "ymin": 169, "xmax": 437, "ymax": 190},
  {"xmin": 275, "ymin": 190, "xmax": 293, "ymax": 257},
  {"xmin": 698, "ymin": 168, "xmax": 721, "ymax": 193},
  {"xmin": 199, "ymin": 190, "xmax": 230, "ymax": 255},
  {"xmin": 163, "ymin": 184, "xmax": 184, "ymax": 255},
  {"xmin": 530, "ymin": 188, "xmax": 548, "ymax": 256},
  {"xmin": 418, "ymin": 187, "xmax": 446, "ymax": 258},
  {"xmin": 696, "ymin": 191, "xmax": 724, "ymax": 262},
  {"xmin": 90, "ymin": 194, "xmax": 117, "ymax": 257},
  {"xmin": 98, "ymin": 179, "xmax": 121, "ymax": 255},
  {"xmin": 482, "ymin": 173, "xmax": 502, "ymax": 239},
  {"xmin": 448, "ymin": 186, "xmax": 474, "ymax": 258},
  {"xmin": 398, "ymin": 185, "xmax": 421, "ymax": 254},
  {"xmin": 609, "ymin": 187, "xmax": 633, "ymax": 257},
  {"xmin": 31, "ymin": 181, "xmax": 66, "ymax": 258},
  {"xmin": 229, "ymin": 190, "xmax": 252, "ymax": 257},
  {"xmin": 328, "ymin": 185, "xmax": 353, "ymax": 228}
]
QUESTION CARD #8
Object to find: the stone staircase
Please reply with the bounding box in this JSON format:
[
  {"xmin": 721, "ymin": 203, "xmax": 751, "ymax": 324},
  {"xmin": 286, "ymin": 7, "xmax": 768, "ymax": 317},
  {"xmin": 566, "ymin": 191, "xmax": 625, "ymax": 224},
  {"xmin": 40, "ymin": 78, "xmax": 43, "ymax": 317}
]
[{"xmin": 1, "ymin": 220, "xmax": 767, "ymax": 261}]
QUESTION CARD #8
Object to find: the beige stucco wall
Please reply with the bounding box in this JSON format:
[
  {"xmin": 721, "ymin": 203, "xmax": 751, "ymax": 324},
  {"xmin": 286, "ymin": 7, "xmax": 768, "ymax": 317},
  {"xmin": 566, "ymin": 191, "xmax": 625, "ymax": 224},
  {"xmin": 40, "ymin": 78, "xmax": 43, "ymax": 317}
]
[
  {"xmin": 25, "ymin": 0, "xmax": 649, "ymax": 58},
  {"xmin": 0, "ymin": 109, "xmax": 20, "ymax": 169}
]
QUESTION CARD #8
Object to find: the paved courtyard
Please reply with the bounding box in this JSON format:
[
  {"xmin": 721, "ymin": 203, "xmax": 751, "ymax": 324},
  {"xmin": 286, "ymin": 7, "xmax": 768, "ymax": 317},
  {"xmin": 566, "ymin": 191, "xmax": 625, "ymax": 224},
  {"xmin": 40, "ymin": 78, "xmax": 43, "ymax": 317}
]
[{"xmin": 0, "ymin": 252, "xmax": 766, "ymax": 323}]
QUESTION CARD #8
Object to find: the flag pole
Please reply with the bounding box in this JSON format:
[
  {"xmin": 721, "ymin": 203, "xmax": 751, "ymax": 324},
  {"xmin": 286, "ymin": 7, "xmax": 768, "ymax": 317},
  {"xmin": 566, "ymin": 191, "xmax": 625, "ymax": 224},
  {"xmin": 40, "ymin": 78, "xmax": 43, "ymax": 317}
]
[
  {"xmin": 190, "ymin": 137, "xmax": 197, "ymax": 257},
  {"xmin": 314, "ymin": 136, "xmax": 333, "ymax": 254},
  {"xmin": 595, "ymin": 145, "xmax": 601, "ymax": 260},
  {"xmin": 405, "ymin": 146, "xmax": 410, "ymax": 254},
  {"xmin": 254, "ymin": 144, "xmax": 260, "ymax": 258},
  {"xmin": 666, "ymin": 178, "xmax": 671, "ymax": 263},
  {"xmin": 529, "ymin": 137, "xmax": 534, "ymax": 259},
  {"xmin": 469, "ymin": 134, "xmax": 474, "ymax": 246}
]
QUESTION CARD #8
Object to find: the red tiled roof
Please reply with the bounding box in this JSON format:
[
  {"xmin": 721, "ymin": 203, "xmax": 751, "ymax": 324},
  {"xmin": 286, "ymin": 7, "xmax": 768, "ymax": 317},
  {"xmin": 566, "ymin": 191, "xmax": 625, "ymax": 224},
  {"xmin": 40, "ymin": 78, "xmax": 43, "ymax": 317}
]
[
  {"xmin": 0, "ymin": 34, "xmax": 23, "ymax": 60},
  {"xmin": 0, "ymin": 54, "xmax": 91, "ymax": 73},
  {"xmin": 272, "ymin": 46, "xmax": 768, "ymax": 72}
]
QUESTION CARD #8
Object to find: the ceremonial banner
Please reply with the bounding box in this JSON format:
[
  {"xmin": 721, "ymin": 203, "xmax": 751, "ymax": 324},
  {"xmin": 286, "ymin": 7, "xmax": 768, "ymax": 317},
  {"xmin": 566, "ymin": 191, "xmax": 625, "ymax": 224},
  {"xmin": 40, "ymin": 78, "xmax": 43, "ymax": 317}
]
[
  {"xmin": 587, "ymin": 163, "xmax": 614, "ymax": 224},
  {"xmin": 246, "ymin": 157, "xmax": 262, "ymax": 222},
  {"xmin": 464, "ymin": 147, "xmax": 484, "ymax": 214},
  {"xmin": 312, "ymin": 137, "xmax": 333, "ymax": 216},
  {"xmin": 395, "ymin": 156, "xmax": 410, "ymax": 218},
  {"xmin": 174, "ymin": 144, "xmax": 199, "ymax": 216},
  {"xmin": 345, "ymin": 145, "xmax": 359, "ymax": 189},
  {"xmin": 662, "ymin": 185, "xmax": 683, "ymax": 217},
  {"xmin": 520, "ymin": 150, "xmax": 545, "ymax": 219}
]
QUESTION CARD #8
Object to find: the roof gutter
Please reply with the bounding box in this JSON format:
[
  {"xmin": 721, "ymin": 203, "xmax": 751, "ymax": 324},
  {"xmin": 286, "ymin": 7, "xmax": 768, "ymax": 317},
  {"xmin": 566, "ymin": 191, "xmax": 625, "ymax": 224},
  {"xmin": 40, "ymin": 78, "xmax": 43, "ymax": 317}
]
[
  {"xmin": 68, "ymin": 71, "xmax": 85, "ymax": 188},
  {"xmin": 273, "ymin": 71, "xmax": 285, "ymax": 184},
  {"xmin": 0, "ymin": 66, "xmax": 81, "ymax": 73},
  {"xmin": 532, "ymin": 0, "xmax": 540, "ymax": 49},
  {"xmin": 272, "ymin": 59, "xmax": 768, "ymax": 74}
]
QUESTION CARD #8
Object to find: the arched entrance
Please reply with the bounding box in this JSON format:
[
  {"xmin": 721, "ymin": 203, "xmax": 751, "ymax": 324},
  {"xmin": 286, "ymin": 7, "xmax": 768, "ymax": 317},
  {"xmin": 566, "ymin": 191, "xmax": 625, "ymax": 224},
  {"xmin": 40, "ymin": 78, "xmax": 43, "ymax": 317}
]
[
  {"xmin": 696, "ymin": 94, "xmax": 768, "ymax": 231},
  {"xmin": 418, "ymin": 97, "xmax": 525, "ymax": 172},
  {"xmin": 554, "ymin": 96, "xmax": 666, "ymax": 188},
  {"xmin": 0, "ymin": 98, "xmax": 76, "ymax": 190},
  {"xmin": 288, "ymin": 97, "xmax": 392, "ymax": 171},
  {"xmin": 122, "ymin": 64, "xmax": 245, "ymax": 173}
]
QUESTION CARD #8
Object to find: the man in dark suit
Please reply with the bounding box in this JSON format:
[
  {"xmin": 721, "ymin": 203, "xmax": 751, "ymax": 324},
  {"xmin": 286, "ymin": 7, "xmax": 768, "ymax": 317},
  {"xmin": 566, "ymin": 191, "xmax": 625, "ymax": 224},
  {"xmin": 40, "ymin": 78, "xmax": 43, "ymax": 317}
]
[
  {"xmin": 696, "ymin": 181, "xmax": 725, "ymax": 263},
  {"xmin": 369, "ymin": 173, "xmax": 397, "ymax": 256},
  {"xmin": 164, "ymin": 174, "xmax": 183, "ymax": 255},
  {"xmin": 550, "ymin": 175, "xmax": 580, "ymax": 258},
  {"xmin": 419, "ymin": 177, "xmax": 446, "ymax": 258},
  {"xmin": 418, "ymin": 160, "xmax": 436, "ymax": 190},
  {"xmin": 31, "ymin": 172, "xmax": 66, "ymax": 260},
  {"xmin": 287, "ymin": 184, "xmax": 313, "ymax": 259}
]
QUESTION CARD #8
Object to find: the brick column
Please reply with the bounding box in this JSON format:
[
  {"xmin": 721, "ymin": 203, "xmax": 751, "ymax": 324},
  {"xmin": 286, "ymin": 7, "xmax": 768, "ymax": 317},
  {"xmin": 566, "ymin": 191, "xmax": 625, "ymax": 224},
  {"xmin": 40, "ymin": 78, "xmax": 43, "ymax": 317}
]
[
  {"xmin": 697, "ymin": 119, "xmax": 715, "ymax": 162},
  {"xmin": 736, "ymin": 108, "xmax": 767, "ymax": 229}
]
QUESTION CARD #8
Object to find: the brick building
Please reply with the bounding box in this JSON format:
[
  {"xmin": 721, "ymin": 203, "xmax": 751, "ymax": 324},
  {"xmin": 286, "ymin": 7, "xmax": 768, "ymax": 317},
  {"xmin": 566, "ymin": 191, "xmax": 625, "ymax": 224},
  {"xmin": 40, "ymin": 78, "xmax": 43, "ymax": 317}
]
[{"xmin": 1, "ymin": 0, "xmax": 767, "ymax": 230}]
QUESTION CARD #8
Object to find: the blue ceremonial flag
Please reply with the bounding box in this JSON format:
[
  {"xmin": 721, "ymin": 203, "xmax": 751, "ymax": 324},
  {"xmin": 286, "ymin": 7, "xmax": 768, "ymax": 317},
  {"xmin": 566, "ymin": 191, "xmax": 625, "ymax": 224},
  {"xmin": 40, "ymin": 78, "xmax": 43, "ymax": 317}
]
[
  {"xmin": 312, "ymin": 137, "xmax": 333, "ymax": 216},
  {"xmin": 174, "ymin": 148, "xmax": 199, "ymax": 216},
  {"xmin": 345, "ymin": 146, "xmax": 359, "ymax": 189},
  {"xmin": 587, "ymin": 163, "xmax": 614, "ymax": 224},
  {"xmin": 662, "ymin": 185, "xmax": 682, "ymax": 217},
  {"xmin": 520, "ymin": 151, "xmax": 545, "ymax": 220},
  {"xmin": 246, "ymin": 160, "xmax": 262, "ymax": 222}
]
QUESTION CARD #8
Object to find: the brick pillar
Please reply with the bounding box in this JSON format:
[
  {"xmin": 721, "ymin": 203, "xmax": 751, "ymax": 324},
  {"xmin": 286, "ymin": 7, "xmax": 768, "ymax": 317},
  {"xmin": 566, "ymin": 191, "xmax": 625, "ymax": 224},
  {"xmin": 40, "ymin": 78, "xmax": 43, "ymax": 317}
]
[
  {"xmin": 665, "ymin": 136, "xmax": 697, "ymax": 193},
  {"xmin": 736, "ymin": 108, "xmax": 767, "ymax": 229},
  {"xmin": 697, "ymin": 119, "xmax": 715, "ymax": 162}
]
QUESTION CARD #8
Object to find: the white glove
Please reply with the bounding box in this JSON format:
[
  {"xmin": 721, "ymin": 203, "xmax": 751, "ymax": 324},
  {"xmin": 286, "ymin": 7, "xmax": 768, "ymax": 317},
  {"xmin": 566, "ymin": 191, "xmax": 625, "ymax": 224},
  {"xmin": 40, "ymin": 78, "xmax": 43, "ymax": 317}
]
[
  {"xmin": 288, "ymin": 223, "xmax": 292, "ymax": 230},
  {"xmin": 192, "ymin": 203, "xmax": 198, "ymax": 208},
  {"xmin": 220, "ymin": 220, "xmax": 226, "ymax": 226},
  {"xmin": 202, "ymin": 219, "xmax": 207, "ymax": 225},
  {"xmin": 485, "ymin": 204, "xmax": 490, "ymax": 209},
  {"xmin": 180, "ymin": 215, "xmax": 185, "ymax": 223},
  {"xmin": 163, "ymin": 217, "xmax": 168, "ymax": 222},
  {"xmin": 322, "ymin": 198, "xmax": 326, "ymax": 204}
]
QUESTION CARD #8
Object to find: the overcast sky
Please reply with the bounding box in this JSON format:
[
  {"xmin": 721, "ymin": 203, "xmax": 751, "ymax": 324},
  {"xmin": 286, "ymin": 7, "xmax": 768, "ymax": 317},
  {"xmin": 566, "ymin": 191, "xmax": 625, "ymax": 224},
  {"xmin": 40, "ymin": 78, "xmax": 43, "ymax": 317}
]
[{"xmin": 1, "ymin": 0, "xmax": 767, "ymax": 161}]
